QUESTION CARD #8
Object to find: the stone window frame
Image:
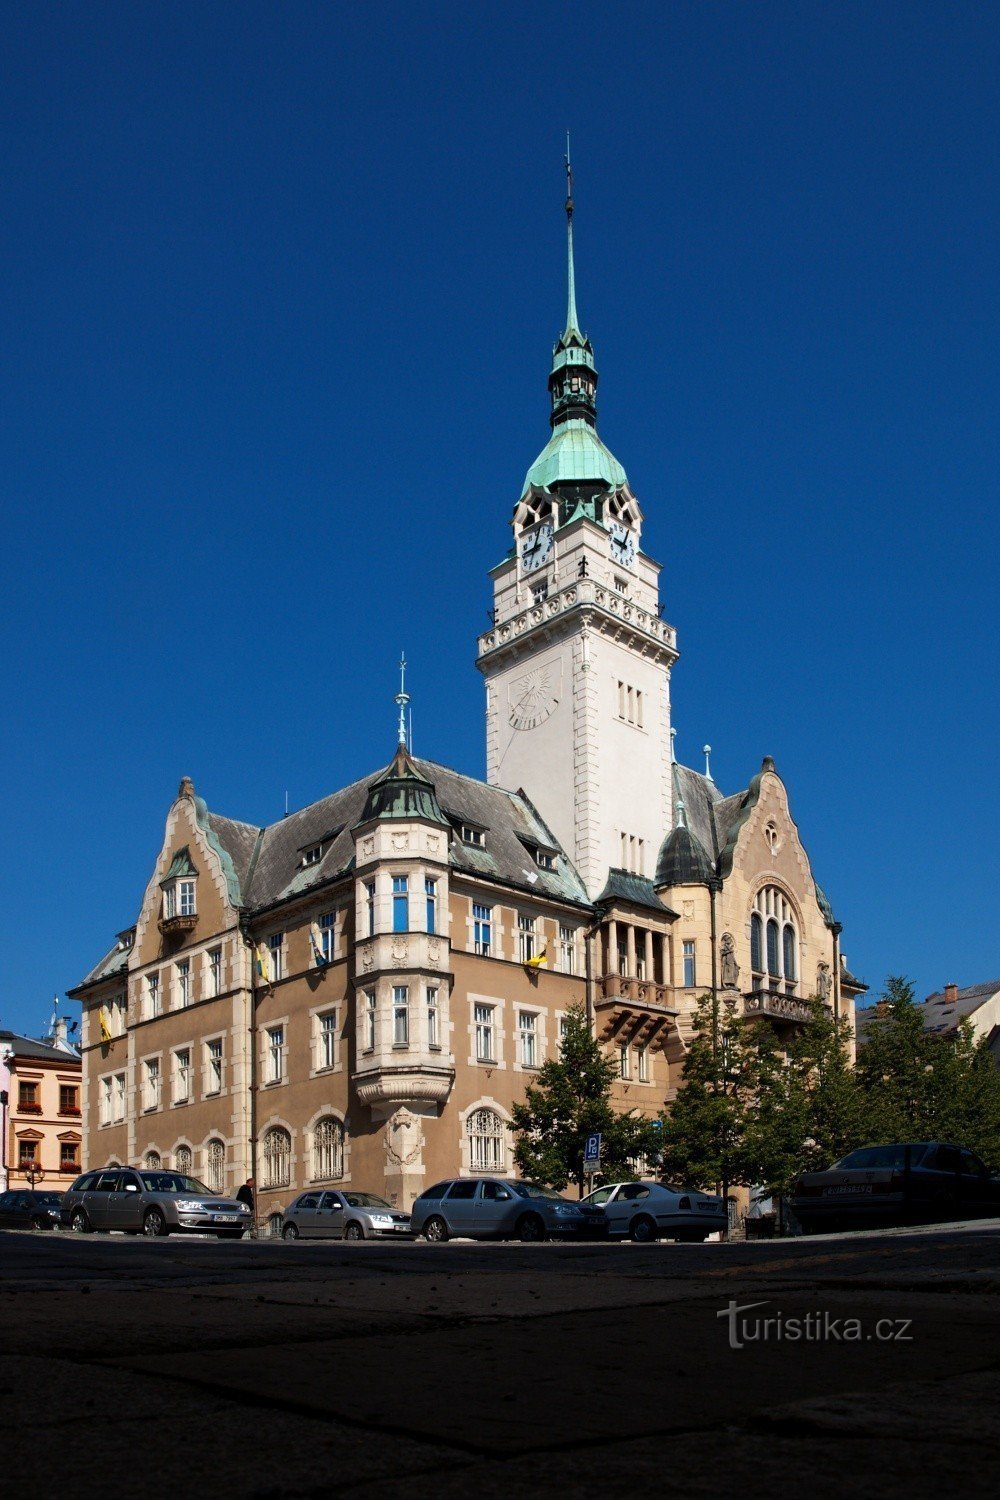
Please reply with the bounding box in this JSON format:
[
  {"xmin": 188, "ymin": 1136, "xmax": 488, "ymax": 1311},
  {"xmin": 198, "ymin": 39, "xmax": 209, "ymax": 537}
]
[
  {"xmin": 304, "ymin": 1106, "xmax": 351, "ymax": 1186},
  {"xmin": 204, "ymin": 945, "xmax": 224, "ymax": 999},
  {"xmin": 202, "ymin": 1035, "xmax": 225, "ymax": 1097},
  {"xmin": 309, "ymin": 1003, "xmax": 342, "ymax": 1077},
  {"xmin": 514, "ymin": 1006, "xmax": 548, "ymax": 1073},
  {"xmin": 467, "ymin": 992, "xmax": 507, "ymax": 1070},
  {"xmin": 172, "ymin": 1139, "xmax": 195, "ymax": 1175},
  {"xmin": 203, "ymin": 1134, "xmax": 229, "ymax": 1194},
  {"xmin": 749, "ymin": 882, "xmax": 802, "ymax": 993},
  {"xmin": 259, "ymin": 1117, "xmax": 296, "ymax": 1192},
  {"xmin": 261, "ymin": 1015, "xmax": 290, "ymax": 1087},
  {"xmin": 170, "ymin": 1040, "xmax": 196, "ymax": 1108},
  {"xmin": 463, "ymin": 893, "xmax": 508, "ymax": 960},
  {"xmin": 138, "ymin": 1049, "xmax": 163, "ymax": 1113},
  {"xmin": 458, "ymin": 1097, "xmax": 514, "ymax": 1178}
]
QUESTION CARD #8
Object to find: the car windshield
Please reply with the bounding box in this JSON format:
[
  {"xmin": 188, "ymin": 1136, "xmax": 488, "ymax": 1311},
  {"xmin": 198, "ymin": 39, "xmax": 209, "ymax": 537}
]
[
  {"xmin": 508, "ymin": 1182, "xmax": 564, "ymax": 1201},
  {"xmin": 139, "ymin": 1173, "xmax": 214, "ymax": 1195},
  {"xmin": 34, "ymin": 1193, "xmax": 63, "ymax": 1205},
  {"xmin": 343, "ymin": 1193, "xmax": 392, "ymax": 1209}
]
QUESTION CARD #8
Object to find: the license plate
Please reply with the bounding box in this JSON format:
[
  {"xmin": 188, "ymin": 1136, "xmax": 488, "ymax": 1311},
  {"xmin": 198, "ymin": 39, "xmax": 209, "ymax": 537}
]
[
  {"xmin": 216, "ymin": 1214, "xmax": 241, "ymax": 1222},
  {"xmin": 826, "ymin": 1184, "xmax": 871, "ymax": 1195}
]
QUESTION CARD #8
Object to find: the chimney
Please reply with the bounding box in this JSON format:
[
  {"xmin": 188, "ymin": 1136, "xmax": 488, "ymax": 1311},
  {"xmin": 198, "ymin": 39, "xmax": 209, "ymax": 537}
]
[{"xmin": 944, "ymin": 982, "xmax": 959, "ymax": 1005}]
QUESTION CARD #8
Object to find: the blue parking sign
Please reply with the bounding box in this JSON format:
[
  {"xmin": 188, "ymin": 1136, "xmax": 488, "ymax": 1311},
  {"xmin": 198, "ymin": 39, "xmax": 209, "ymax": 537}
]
[{"xmin": 584, "ymin": 1132, "xmax": 602, "ymax": 1166}]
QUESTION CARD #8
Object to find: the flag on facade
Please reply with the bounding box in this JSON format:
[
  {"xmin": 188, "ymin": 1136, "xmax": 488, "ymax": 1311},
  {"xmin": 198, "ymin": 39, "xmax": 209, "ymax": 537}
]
[
  {"xmin": 309, "ymin": 922, "xmax": 328, "ymax": 967},
  {"xmin": 255, "ymin": 944, "xmax": 271, "ymax": 984},
  {"xmin": 525, "ymin": 948, "xmax": 548, "ymax": 969},
  {"xmin": 98, "ymin": 1007, "xmax": 112, "ymax": 1042}
]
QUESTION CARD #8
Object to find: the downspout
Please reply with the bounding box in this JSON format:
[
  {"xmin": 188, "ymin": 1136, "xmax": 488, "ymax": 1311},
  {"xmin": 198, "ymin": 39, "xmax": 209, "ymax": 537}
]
[
  {"xmin": 831, "ymin": 922, "xmax": 842, "ymax": 1024},
  {"xmin": 240, "ymin": 913, "xmax": 259, "ymax": 1235}
]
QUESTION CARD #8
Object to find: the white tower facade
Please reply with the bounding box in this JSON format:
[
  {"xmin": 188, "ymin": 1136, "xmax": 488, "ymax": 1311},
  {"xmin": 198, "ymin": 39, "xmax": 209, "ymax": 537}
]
[{"xmin": 477, "ymin": 163, "xmax": 678, "ymax": 898}]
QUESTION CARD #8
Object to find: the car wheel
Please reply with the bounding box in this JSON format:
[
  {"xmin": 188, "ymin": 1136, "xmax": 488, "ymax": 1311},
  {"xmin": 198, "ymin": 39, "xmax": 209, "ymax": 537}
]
[
  {"xmin": 423, "ymin": 1215, "xmax": 449, "ymax": 1243},
  {"xmin": 71, "ymin": 1209, "xmax": 91, "ymax": 1234},
  {"xmin": 282, "ymin": 1222, "xmax": 299, "ymax": 1241},
  {"xmin": 143, "ymin": 1207, "xmax": 169, "ymax": 1238},
  {"xmin": 630, "ymin": 1214, "xmax": 658, "ymax": 1244},
  {"xmin": 344, "ymin": 1221, "xmax": 364, "ymax": 1241},
  {"xmin": 517, "ymin": 1213, "xmax": 545, "ymax": 1243}
]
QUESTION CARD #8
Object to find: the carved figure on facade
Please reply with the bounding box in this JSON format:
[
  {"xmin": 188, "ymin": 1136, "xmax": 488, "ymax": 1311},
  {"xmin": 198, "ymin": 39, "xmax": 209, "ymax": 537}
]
[
  {"xmin": 720, "ymin": 932, "xmax": 740, "ymax": 990},
  {"xmin": 816, "ymin": 962, "xmax": 832, "ymax": 1003},
  {"xmin": 384, "ymin": 1107, "xmax": 424, "ymax": 1169}
]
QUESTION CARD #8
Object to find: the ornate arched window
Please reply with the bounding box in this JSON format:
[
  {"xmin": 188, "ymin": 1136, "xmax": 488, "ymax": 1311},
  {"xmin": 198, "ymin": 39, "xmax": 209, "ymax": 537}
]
[
  {"xmin": 312, "ymin": 1117, "xmax": 345, "ymax": 1181},
  {"xmin": 207, "ymin": 1138, "xmax": 226, "ymax": 1194},
  {"xmin": 468, "ymin": 1107, "xmax": 506, "ymax": 1173},
  {"xmin": 266, "ymin": 1211, "xmax": 284, "ymax": 1239},
  {"xmin": 175, "ymin": 1144, "xmax": 193, "ymax": 1175},
  {"xmin": 144, "ymin": 1151, "xmax": 161, "ymax": 1170},
  {"xmin": 751, "ymin": 887, "xmax": 798, "ymax": 992},
  {"xmin": 262, "ymin": 1126, "xmax": 291, "ymax": 1189}
]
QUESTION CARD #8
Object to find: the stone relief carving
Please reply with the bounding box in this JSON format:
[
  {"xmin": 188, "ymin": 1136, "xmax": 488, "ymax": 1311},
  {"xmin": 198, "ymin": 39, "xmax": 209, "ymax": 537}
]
[
  {"xmin": 391, "ymin": 939, "xmax": 408, "ymax": 963},
  {"xmin": 816, "ymin": 963, "xmax": 832, "ymax": 1002},
  {"xmin": 384, "ymin": 1107, "xmax": 425, "ymax": 1169},
  {"xmin": 360, "ymin": 944, "xmax": 374, "ymax": 971},
  {"xmin": 391, "ymin": 832, "xmax": 409, "ymax": 851},
  {"xmin": 362, "ymin": 836, "xmax": 375, "ymax": 858},
  {"xmin": 427, "ymin": 941, "xmax": 441, "ymax": 966},
  {"xmin": 720, "ymin": 933, "xmax": 740, "ymax": 990}
]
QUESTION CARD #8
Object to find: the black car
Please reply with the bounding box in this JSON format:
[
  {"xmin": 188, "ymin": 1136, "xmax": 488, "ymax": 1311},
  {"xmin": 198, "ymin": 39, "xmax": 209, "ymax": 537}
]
[
  {"xmin": 791, "ymin": 1141, "xmax": 1000, "ymax": 1234},
  {"xmin": 0, "ymin": 1189, "xmax": 64, "ymax": 1231}
]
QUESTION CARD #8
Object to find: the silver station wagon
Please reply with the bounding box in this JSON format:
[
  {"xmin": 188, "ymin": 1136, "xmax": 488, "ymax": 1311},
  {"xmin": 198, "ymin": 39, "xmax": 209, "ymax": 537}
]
[
  {"xmin": 281, "ymin": 1189, "xmax": 411, "ymax": 1240},
  {"xmin": 61, "ymin": 1167, "xmax": 252, "ymax": 1238}
]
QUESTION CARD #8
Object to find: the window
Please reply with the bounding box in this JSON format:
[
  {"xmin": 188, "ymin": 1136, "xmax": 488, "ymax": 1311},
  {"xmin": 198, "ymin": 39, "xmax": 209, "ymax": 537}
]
[
  {"xmin": 532, "ymin": 579, "xmax": 548, "ymax": 604},
  {"xmin": 637, "ymin": 1045, "xmax": 649, "ymax": 1082},
  {"xmin": 266, "ymin": 1027, "xmax": 285, "ymax": 1084},
  {"xmin": 205, "ymin": 1038, "xmax": 223, "ymax": 1095},
  {"xmin": 468, "ymin": 1107, "xmax": 506, "ymax": 1173},
  {"xmin": 558, "ymin": 1015, "xmax": 570, "ymax": 1053},
  {"xmin": 618, "ymin": 940, "xmax": 628, "ymax": 976},
  {"xmin": 313, "ymin": 1117, "xmax": 344, "ymax": 1181},
  {"xmin": 427, "ymin": 986, "xmax": 440, "ymax": 1048},
  {"xmin": 112, "ymin": 1073, "xmax": 126, "ymax": 1123},
  {"xmin": 302, "ymin": 844, "xmax": 324, "ymax": 866},
  {"xmin": 207, "ymin": 947, "xmax": 222, "ymax": 998},
  {"xmin": 174, "ymin": 1049, "xmax": 191, "ymax": 1104},
  {"xmin": 18, "ymin": 1082, "xmax": 39, "ymax": 1113},
  {"xmin": 519, "ymin": 1011, "xmax": 537, "ymax": 1068},
  {"xmin": 559, "ymin": 924, "xmax": 576, "ymax": 974},
  {"xmin": 393, "ymin": 986, "xmax": 409, "ymax": 1046},
  {"xmin": 320, "ymin": 912, "xmax": 336, "ymax": 963},
  {"xmin": 473, "ymin": 902, "xmax": 492, "ymax": 956},
  {"xmin": 474, "ymin": 1003, "xmax": 496, "ymax": 1063},
  {"xmin": 518, "ymin": 914, "xmax": 536, "ymax": 963},
  {"xmin": 365, "ymin": 882, "xmax": 376, "ymax": 937},
  {"xmin": 207, "ymin": 1139, "xmax": 226, "ymax": 1194},
  {"xmin": 146, "ymin": 972, "xmax": 160, "ymax": 1018},
  {"xmin": 143, "ymin": 1058, "xmax": 161, "ymax": 1111},
  {"xmin": 619, "ymin": 1044, "xmax": 631, "ymax": 1080},
  {"xmin": 535, "ymin": 849, "xmax": 554, "ymax": 871},
  {"xmin": 425, "ymin": 878, "xmax": 438, "ymax": 934},
  {"xmin": 682, "ymin": 941, "xmax": 696, "ymax": 988},
  {"xmin": 176, "ymin": 959, "xmax": 190, "ymax": 1010},
  {"xmin": 613, "ymin": 575, "xmax": 629, "ymax": 594},
  {"xmin": 262, "ymin": 1127, "xmax": 291, "ymax": 1189},
  {"xmin": 174, "ymin": 1144, "xmax": 192, "ymax": 1175},
  {"xmin": 145, "ymin": 1151, "xmax": 161, "ymax": 1170},
  {"xmin": 752, "ymin": 888, "xmax": 798, "ymax": 991},
  {"xmin": 99, "ymin": 1076, "xmax": 112, "ymax": 1126},
  {"xmin": 19, "ymin": 1140, "xmax": 38, "ymax": 1167},
  {"xmin": 392, "ymin": 876, "xmax": 409, "ymax": 932},
  {"xmin": 364, "ymin": 992, "xmax": 376, "ymax": 1051},
  {"xmin": 178, "ymin": 880, "xmax": 196, "ymax": 917},
  {"xmin": 617, "ymin": 681, "xmax": 644, "ymax": 728},
  {"xmin": 318, "ymin": 1011, "xmax": 337, "ymax": 1071},
  {"xmin": 60, "ymin": 1141, "xmax": 81, "ymax": 1172},
  {"xmin": 268, "ymin": 934, "xmax": 284, "ymax": 983},
  {"xmin": 59, "ymin": 1084, "xmax": 80, "ymax": 1115},
  {"xmin": 461, "ymin": 825, "xmax": 485, "ymax": 847}
]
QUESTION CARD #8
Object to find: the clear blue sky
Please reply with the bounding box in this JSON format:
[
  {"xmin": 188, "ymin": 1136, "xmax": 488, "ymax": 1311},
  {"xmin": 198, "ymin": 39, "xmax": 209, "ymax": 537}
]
[{"xmin": 2, "ymin": 3, "xmax": 997, "ymax": 1038}]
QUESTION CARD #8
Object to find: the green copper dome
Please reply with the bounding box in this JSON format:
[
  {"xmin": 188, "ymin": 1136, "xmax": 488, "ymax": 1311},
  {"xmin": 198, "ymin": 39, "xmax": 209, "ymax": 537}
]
[{"xmin": 522, "ymin": 419, "xmax": 628, "ymax": 497}]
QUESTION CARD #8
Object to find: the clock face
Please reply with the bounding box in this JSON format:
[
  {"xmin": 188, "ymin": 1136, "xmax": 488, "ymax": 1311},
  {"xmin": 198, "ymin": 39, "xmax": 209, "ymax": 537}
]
[
  {"xmin": 520, "ymin": 522, "xmax": 554, "ymax": 573},
  {"xmin": 608, "ymin": 520, "xmax": 636, "ymax": 568},
  {"xmin": 508, "ymin": 660, "xmax": 562, "ymax": 730}
]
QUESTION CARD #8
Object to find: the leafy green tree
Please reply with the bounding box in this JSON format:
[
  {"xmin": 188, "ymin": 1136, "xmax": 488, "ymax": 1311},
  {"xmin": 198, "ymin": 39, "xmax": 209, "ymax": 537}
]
[
  {"xmin": 510, "ymin": 1004, "xmax": 661, "ymax": 1193},
  {"xmin": 658, "ymin": 995, "xmax": 749, "ymax": 1191}
]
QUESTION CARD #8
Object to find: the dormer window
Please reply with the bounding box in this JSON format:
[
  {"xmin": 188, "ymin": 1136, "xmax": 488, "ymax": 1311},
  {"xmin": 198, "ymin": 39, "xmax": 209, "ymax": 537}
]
[
  {"xmin": 461, "ymin": 825, "xmax": 486, "ymax": 848},
  {"xmin": 159, "ymin": 848, "xmax": 198, "ymax": 934},
  {"xmin": 535, "ymin": 851, "xmax": 555, "ymax": 872},
  {"xmin": 165, "ymin": 880, "xmax": 196, "ymax": 919},
  {"xmin": 302, "ymin": 844, "xmax": 324, "ymax": 867}
]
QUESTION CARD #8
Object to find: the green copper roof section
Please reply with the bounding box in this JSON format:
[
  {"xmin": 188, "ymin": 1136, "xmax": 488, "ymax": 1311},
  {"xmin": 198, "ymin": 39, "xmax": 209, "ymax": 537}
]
[
  {"xmin": 159, "ymin": 845, "xmax": 198, "ymax": 886},
  {"xmin": 523, "ymin": 419, "xmax": 628, "ymax": 497},
  {"xmin": 357, "ymin": 744, "xmax": 450, "ymax": 827}
]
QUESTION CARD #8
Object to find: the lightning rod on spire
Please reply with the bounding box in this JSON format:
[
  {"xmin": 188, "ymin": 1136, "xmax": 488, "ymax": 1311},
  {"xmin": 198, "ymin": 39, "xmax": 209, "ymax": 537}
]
[{"xmin": 395, "ymin": 654, "xmax": 410, "ymax": 749}]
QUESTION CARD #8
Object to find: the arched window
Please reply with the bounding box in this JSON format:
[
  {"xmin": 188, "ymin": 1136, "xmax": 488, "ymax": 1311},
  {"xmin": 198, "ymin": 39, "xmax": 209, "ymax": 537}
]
[
  {"xmin": 752, "ymin": 887, "xmax": 799, "ymax": 992},
  {"xmin": 262, "ymin": 1126, "xmax": 291, "ymax": 1189},
  {"xmin": 144, "ymin": 1151, "xmax": 161, "ymax": 1170},
  {"xmin": 782, "ymin": 925, "xmax": 797, "ymax": 982},
  {"xmin": 175, "ymin": 1144, "xmax": 192, "ymax": 1175},
  {"xmin": 266, "ymin": 1211, "xmax": 284, "ymax": 1239},
  {"xmin": 750, "ymin": 914, "xmax": 763, "ymax": 973},
  {"xmin": 207, "ymin": 1138, "xmax": 226, "ymax": 1194},
  {"xmin": 312, "ymin": 1117, "xmax": 345, "ymax": 1181},
  {"xmin": 468, "ymin": 1107, "xmax": 506, "ymax": 1173}
]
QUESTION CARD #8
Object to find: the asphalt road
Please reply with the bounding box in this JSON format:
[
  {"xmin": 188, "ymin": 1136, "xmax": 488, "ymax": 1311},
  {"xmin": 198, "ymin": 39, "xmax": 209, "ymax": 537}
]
[{"xmin": 2, "ymin": 1222, "xmax": 998, "ymax": 1497}]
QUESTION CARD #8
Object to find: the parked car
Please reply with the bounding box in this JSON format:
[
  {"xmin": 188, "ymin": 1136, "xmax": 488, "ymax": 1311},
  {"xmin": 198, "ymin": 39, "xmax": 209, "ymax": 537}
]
[
  {"xmin": 281, "ymin": 1189, "xmax": 411, "ymax": 1240},
  {"xmin": 410, "ymin": 1177, "xmax": 606, "ymax": 1242},
  {"xmin": 580, "ymin": 1181, "xmax": 727, "ymax": 1242},
  {"xmin": 0, "ymin": 1189, "xmax": 64, "ymax": 1231},
  {"xmin": 791, "ymin": 1141, "xmax": 1000, "ymax": 1235},
  {"xmin": 61, "ymin": 1167, "xmax": 253, "ymax": 1238}
]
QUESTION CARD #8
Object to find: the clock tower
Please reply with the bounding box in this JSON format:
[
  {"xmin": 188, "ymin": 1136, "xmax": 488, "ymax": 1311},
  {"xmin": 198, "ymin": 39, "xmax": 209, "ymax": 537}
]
[{"xmin": 477, "ymin": 160, "xmax": 678, "ymax": 899}]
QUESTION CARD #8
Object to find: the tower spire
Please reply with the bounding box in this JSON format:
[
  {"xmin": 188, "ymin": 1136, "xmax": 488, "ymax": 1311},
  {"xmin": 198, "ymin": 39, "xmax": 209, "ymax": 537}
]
[
  {"xmin": 564, "ymin": 133, "xmax": 580, "ymax": 337},
  {"xmin": 395, "ymin": 654, "xmax": 410, "ymax": 749}
]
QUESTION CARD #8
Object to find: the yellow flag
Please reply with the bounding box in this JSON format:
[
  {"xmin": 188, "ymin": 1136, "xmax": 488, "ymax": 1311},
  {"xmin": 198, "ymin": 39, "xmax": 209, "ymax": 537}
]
[
  {"xmin": 98, "ymin": 1008, "xmax": 112, "ymax": 1042},
  {"xmin": 525, "ymin": 948, "xmax": 548, "ymax": 970},
  {"xmin": 255, "ymin": 944, "xmax": 271, "ymax": 983}
]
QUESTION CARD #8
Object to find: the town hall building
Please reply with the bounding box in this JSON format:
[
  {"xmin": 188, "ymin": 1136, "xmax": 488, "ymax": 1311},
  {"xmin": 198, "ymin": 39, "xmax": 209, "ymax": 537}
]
[{"xmin": 69, "ymin": 173, "xmax": 865, "ymax": 1227}]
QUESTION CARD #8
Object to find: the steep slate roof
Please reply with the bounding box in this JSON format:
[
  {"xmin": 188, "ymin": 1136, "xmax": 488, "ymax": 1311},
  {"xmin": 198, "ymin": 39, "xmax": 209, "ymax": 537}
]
[
  {"xmin": 596, "ymin": 868, "xmax": 677, "ymax": 916},
  {"xmin": 0, "ymin": 1031, "xmax": 81, "ymax": 1063},
  {"xmin": 654, "ymin": 823, "xmax": 716, "ymax": 888},
  {"xmin": 922, "ymin": 980, "xmax": 1000, "ymax": 1036},
  {"xmin": 75, "ymin": 939, "xmax": 129, "ymax": 989}
]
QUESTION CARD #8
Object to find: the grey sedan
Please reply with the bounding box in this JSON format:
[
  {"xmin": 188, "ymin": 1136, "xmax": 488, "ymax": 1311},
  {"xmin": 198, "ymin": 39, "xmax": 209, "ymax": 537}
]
[
  {"xmin": 410, "ymin": 1177, "xmax": 606, "ymax": 1242},
  {"xmin": 61, "ymin": 1167, "xmax": 253, "ymax": 1238},
  {"xmin": 281, "ymin": 1189, "xmax": 411, "ymax": 1240},
  {"xmin": 581, "ymin": 1181, "xmax": 726, "ymax": 1242}
]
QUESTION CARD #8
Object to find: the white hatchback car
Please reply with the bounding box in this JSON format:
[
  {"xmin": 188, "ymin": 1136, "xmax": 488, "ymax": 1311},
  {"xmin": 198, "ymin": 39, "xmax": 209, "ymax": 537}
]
[{"xmin": 580, "ymin": 1180, "xmax": 726, "ymax": 1242}]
